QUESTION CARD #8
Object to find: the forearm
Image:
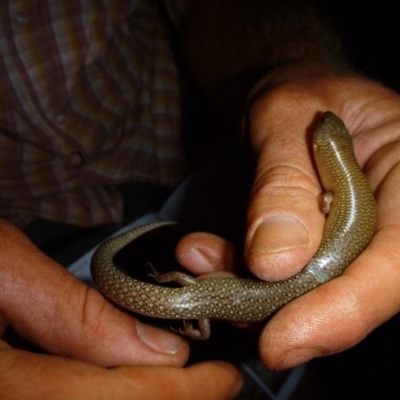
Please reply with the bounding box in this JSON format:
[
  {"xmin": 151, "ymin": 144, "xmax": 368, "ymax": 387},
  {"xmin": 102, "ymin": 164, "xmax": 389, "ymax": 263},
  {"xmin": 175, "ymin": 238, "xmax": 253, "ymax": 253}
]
[{"xmin": 181, "ymin": 0, "xmax": 348, "ymax": 125}]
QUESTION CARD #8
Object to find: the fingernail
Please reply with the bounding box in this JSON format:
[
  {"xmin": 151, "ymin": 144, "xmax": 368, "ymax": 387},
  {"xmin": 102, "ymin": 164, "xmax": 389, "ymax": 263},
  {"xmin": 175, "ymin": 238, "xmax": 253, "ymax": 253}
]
[
  {"xmin": 248, "ymin": 216, "xmax": 308, "ymax": 254},
  {"xmin": 283, "ymin": 348, "xmax": 323, "ymax": 368},
  {"xmin": 136, "ymin": 321, "xmax": 185, "ymax": 355},
  {"xmin": 178, "ymin": 248, "xmax": 214, "ymax": 273}
]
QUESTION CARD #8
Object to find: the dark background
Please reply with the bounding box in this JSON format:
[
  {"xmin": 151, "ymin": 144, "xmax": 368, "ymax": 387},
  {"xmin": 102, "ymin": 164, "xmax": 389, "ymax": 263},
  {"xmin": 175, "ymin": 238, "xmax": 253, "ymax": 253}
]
[{"xmin": 320, "ymin": 0, "xmax": 400, "ymax": 90}]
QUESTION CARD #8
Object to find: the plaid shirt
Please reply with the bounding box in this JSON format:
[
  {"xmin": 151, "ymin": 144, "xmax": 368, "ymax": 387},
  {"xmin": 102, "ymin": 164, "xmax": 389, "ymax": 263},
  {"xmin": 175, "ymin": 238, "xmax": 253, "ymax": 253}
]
[{"xmin": 0, "ymin": 0, "xmax": 190, "ymax": 228}]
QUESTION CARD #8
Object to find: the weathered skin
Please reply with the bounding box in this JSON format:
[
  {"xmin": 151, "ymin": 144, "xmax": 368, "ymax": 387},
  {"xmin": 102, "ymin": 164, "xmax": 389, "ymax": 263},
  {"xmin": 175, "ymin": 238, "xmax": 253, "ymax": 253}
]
[{"xmin": 91, "ymin": 111, "xmax": 376, "ymax": 339}]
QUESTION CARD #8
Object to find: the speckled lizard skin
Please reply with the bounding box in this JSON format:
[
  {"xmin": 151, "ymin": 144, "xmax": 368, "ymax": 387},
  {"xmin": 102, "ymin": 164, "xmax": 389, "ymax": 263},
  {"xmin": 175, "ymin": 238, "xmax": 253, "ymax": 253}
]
[{"xmin": 91, "ymin": 112, "xmax": 376, "ymax": 339}]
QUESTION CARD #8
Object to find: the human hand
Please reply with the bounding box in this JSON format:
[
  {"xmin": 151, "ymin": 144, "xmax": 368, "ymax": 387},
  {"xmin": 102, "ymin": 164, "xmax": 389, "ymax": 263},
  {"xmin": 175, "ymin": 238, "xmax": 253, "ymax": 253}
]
[
  {"xmin": 176, "ymin": 62, "xmax": 400, "ymax": 370},
  {"xmin": 0, "ymin": 220, "xmax": 242, "ymax": 399}
]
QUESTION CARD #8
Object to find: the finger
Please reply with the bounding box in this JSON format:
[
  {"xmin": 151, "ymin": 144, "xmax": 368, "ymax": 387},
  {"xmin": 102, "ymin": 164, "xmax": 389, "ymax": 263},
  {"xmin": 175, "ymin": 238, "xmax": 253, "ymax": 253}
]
[
  {"xmin": 258, "ymin": 225, "xmax": 400, "ymax": 369},
  {"xmin": 0, "ymin": 220, "xmax": 189, "ymax": 367},
  {"xmin": 245, "ymin": 90, "xmax": 327, "ymax": 280},
  {"xmin": 257, "ymin": 112, "xmax": 400, "ymax": 369},
  {"xmin": 0, "ymin": 348, "xmax": 243, "ymax": 400},
  {"xmin": 176, "ymin": 232, "xmax": 237, "ymax": 274}
]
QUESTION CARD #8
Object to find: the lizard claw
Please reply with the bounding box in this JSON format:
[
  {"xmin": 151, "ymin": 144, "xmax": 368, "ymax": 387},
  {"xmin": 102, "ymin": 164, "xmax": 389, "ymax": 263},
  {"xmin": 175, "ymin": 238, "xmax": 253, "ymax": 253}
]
[{"xmin": 146, "ymin": 262, "xmax": 159, "ymax": 279}]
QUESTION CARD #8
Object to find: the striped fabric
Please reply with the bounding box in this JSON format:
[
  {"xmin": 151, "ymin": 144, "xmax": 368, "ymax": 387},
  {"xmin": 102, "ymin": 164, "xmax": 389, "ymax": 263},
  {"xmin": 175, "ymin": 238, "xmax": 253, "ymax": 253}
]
[{"xmin": 0, "ymin": 0, "xmax": 190, "ymax": 228}]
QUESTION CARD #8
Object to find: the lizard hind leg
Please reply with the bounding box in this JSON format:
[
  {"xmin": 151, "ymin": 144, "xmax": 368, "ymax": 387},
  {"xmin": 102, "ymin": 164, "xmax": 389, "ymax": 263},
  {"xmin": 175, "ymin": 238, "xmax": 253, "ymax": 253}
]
[
  {"xmin": 146, "ymin": 264, "xmax": 211, "ymax": 338},
  {"xmin": 172, "ymin": 318, "xmax": 211, "ymax": 340},
  {"xmin": 146, "ymin": 263, "xmax": 198, "ymax": 286}
]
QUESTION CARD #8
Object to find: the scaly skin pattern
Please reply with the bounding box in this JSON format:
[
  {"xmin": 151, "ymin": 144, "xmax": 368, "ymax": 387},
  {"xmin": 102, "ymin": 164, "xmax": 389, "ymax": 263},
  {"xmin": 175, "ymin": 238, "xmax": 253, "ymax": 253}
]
[{"xmin": 91, "ymin": 111, "xmax": 376, "ymax": 338}]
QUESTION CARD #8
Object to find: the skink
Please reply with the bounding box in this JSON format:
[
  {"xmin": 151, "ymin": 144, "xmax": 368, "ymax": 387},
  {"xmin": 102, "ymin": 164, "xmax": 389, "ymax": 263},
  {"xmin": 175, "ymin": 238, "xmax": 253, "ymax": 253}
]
[{"xmin": 91, "ymin": 111, "xmax": 376, "ymax": 339}]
